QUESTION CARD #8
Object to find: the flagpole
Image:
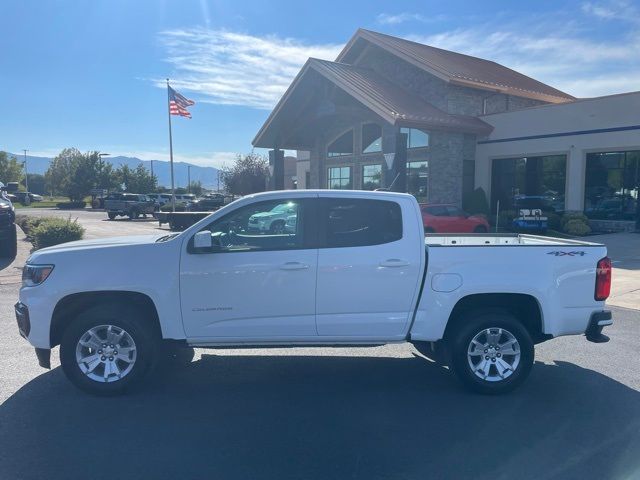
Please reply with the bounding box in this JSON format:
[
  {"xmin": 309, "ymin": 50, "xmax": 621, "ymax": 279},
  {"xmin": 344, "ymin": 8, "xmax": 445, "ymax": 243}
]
[{"xmin": 166, "ymin": 78, "xmax": 176, "ymax": 213}]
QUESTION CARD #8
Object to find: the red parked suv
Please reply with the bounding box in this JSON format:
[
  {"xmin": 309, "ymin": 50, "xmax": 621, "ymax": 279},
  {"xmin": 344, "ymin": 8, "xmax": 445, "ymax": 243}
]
[{"xmin": 419, "ymin": 203, "xmax": 490, "ymax": 233}]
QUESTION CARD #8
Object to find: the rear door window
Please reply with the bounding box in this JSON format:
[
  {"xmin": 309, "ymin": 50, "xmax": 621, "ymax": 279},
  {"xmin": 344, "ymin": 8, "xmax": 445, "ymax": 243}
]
[{"xmin": 320, "ymin": 198, "xmax": 402, "ymax": 248}]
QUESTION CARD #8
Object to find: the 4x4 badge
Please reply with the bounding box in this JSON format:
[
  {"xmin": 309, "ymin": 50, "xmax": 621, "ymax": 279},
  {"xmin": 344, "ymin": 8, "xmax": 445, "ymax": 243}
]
[{"xmin": 547, "ymin": 251, "xmax": 586, "ymax": 256}]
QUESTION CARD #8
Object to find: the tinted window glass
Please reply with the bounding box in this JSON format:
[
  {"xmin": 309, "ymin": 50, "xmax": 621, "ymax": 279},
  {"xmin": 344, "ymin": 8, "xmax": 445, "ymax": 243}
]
[
  {"xmin": 446, "ymin": 206, "xmax": 463, "ymax": 216},
  {"xmin": 328, "ymin": 130, "xmax": 353, "ymax": 157},
  {"xmin": 362, "ymin": 124, "xmax": 382, "ymax": 154},
  {"xmin": 197, "ymin": 199, "xmax": 304, "ymax": 252},
  {"xmin": 322, "ymin": 199, "xmax": 402, "ymax": 248},
  {"xmin": 425, "ymin": 206, "xmax": 447, "ymax": 216}
]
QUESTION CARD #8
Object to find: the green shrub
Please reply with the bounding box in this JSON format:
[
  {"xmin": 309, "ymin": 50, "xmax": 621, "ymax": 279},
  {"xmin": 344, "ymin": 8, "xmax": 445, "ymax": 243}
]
[
  {"xmin": 15, "ymin": 215, "xmax": 46, "ymax": 238},
  {"xmin": 57, "ymin": 201, "xmax": 86, "ymax": 210},
  {"xmin": 560, "ymin": 212, "xmax": 589, "ymax": 230},
  {"xmin": 32, "ymin": 217, "xmax": 85, "ymax": 249},
  {"xmin": 563, "ymin": 219, "xmax": 591, "ymax": 236},
  {"xmin": 463, "ymin": 187, "xmax": 490, "ymax": 216}
]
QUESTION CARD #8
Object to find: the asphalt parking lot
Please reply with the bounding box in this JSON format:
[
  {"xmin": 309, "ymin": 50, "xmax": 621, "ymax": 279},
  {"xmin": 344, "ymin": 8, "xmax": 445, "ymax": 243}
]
[{"xmin": 0, "ymin": 209, "xmax": 639, "ymax": 480}]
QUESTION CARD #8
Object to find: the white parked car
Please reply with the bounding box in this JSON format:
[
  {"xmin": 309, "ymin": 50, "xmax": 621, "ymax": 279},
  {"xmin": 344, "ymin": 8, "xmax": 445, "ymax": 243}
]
[
  {"xmin": 15, "ymin": 190, "xmax": 613, "ymax": 395},
  {"xmin": 248, "ymin": 202, "xmax": 297, "ymax": 233}
]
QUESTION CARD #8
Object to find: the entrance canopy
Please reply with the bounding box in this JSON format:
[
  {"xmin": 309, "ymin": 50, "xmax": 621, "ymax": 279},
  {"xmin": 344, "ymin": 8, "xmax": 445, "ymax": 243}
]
[{"xmin": 253, "ymin": 58, "xmax": 492, "ymax": 150}]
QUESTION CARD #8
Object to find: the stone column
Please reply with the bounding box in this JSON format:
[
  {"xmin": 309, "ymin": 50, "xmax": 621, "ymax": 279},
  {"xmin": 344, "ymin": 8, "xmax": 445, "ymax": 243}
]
[
  {"xmin": 565, "ymin": 147, "xmax": 585, "ymax": 212},
  {"xmin": 269, "ymin": 149, "xmax": 285, "ymax": 190}
]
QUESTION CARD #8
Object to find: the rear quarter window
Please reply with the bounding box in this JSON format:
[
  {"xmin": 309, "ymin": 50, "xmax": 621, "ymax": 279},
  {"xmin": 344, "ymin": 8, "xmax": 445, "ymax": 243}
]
[{"xmin": 322, "ymin": 198, "xmax": 402, "ymax": 248}]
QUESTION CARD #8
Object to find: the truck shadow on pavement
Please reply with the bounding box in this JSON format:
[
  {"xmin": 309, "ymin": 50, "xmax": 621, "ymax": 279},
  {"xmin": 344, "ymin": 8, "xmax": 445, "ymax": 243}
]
[{"xmin": 0, "ymin": 354, "xmax": 638, "ymax": 480}]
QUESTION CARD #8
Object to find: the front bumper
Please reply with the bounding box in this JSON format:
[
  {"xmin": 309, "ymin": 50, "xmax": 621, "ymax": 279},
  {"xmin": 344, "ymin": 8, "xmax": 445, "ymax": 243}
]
[
  {"xmin": 15, "ymin": 302, "xmax": 51, "ymax": 368},
  {"xmin": 585, "ymin": 310, "xmax": 613, "ymax": 343}
]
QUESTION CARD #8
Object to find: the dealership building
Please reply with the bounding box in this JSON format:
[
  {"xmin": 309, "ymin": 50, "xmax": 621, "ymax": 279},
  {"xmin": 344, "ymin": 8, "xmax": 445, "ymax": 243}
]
[{"xmin": 252, "ymin": 29, "xmax": 640, "ymax": 228}]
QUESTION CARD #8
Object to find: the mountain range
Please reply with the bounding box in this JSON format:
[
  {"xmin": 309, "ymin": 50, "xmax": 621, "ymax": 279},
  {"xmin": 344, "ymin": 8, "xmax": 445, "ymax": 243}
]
[{"xmin": 9, "ymin": 153, "xmax": 221, "ymax": 190}]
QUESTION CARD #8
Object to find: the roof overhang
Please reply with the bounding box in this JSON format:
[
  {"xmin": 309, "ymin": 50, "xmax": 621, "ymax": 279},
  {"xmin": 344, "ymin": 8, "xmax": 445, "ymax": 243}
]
[{"xmin": 253, "ymin": 59, "xmax": 492, "ymax": 149}]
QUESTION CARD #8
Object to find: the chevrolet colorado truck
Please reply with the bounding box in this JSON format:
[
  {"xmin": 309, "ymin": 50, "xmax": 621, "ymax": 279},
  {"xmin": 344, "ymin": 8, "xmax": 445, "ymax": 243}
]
[{"xmin": 15, "ymin": 190, "xmax": 613, "ymax": 395}]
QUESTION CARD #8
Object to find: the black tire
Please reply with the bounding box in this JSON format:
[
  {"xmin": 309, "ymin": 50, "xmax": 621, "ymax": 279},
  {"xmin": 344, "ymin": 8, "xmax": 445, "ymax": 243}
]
[
  {"xmin": 60, "ymin": 304, "xmax": 160, "ymax": 396},
  {"xmin": 107, "ymin": 212, "xmax": 116, "ymax": 220},
  {"xmin": 0, "ymin": 224, "xmax": 17, "ymax": 258},
  {"xmin": 127, "ymin": 209, "xmax": 138, "ymax": 220},
  {"xmin": 448, "ymin": 311, "xmax": 534, "ymax": 394},
  {"xmin": 473, "ymin": 225, "xmax": 488, "ymax": 233},
  {"xmin": 424, "ymin": 227, "xmax": 436, "ymax": 233}
]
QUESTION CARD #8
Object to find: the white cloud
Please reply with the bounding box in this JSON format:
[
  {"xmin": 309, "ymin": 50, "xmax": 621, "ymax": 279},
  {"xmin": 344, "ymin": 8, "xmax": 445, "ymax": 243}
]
[
  {"xmin": 581, "ymin": 0, "xmax": 639, "ymax": 21},
  {"xmin": 157, "ymin": 29, "xmax": 342, "ymax": 109},
  {"xmin": 377, "ymin": 13, "xmax": 426, "ymax": 25}
]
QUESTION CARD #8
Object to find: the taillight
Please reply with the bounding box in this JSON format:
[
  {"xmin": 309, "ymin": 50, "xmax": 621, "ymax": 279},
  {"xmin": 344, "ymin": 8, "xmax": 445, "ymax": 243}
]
[{"xmin": 595, "ymin": 257, "xmax": 611, "ymax": 301}]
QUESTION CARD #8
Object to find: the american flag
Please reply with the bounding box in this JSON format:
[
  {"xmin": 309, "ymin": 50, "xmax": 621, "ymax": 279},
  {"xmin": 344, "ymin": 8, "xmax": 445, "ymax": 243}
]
[{"xmin": 169, "ymin": 86, "xmax": 195, "ymax": 118}]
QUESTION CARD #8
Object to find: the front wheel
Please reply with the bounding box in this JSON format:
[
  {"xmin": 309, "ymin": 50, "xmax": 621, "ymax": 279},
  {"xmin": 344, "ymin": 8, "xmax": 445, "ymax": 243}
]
[
  {"xmin": 60, "ymin": 305, "xmax": 159, "ymax": 395},
  {"xmin": 107, "ymin": 212, "xmax": 116, "ymax": 220},
  {"xmin": 449, "ymin": 312, "xmax": 534, "ymax": 394}
]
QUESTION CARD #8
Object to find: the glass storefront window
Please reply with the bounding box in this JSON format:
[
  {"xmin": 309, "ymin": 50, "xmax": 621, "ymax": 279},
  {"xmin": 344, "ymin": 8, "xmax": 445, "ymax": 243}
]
[
  {"xmin": 584, "ymin": 151, "xmax": 639, "ymax": 220},
  {"xmin": 407, "ymin": 160, "xmax": 428, "ymax": 200},
  {"xmin": 491, "ymin": 155, "xmax": 566, "ymax": 212},
  {"xmin": 328, "ymin": 130, "xmax": 353, "ymax": 157},
  {"xmin": 362, "ymin": 124, "xmax": 382, "ymax": 154},
  {"xmin": 328, "ymin": 166, "xmax": 352, "ymax": 189},
  {"xmin": 362, "ymin": 164, "xmax": 382, "ymax": 190},
  {"xmin": 400, "ymin": 128, "xmax": 429, "ymax": 149}
]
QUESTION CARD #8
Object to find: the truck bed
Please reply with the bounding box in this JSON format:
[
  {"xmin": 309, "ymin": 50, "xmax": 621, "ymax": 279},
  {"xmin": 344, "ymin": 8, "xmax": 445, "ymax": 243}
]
[{"xmin": 424, "ymin": 233, "xmax": 602, "ymax": 247}]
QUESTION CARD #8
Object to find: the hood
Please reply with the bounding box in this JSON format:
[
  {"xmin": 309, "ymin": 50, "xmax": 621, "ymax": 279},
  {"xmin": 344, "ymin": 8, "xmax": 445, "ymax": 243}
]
[
  {"xmin": 250, "ymin": 212, "xmax": 277, "ymax": 219},
  {"xmin": 27, "ymin": 234, "xmax": 168, "ymax": 262}
]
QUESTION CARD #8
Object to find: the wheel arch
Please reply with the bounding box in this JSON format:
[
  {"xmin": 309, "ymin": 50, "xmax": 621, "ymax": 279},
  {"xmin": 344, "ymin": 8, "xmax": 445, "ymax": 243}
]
[
  {"xmin": 443, "ymin": 293, "xmax": 546, "ymax": 344},
  {"xmin": 50, "ymin": 291, "xmax": 162, "ymax": 348}
]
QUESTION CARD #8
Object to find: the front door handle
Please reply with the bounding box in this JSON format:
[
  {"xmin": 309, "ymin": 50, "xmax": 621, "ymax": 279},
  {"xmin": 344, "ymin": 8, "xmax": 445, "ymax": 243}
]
[
  {"xmin": 379, "ymin": 259, "xmax": 410, "ymax": 268},
  {"xmin": 279, "ymin": 262, "xmax": 310, "ymax": 271}
]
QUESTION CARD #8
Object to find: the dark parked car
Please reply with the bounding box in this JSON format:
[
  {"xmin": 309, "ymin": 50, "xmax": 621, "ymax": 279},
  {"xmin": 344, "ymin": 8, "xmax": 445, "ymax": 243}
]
[
  {"xmin": 104, "ymin": 193, "xmax": 156, "ymax": 220},
  {"xmin": 186, "ymin": 193, "xmax": 226, "ymax": 212},
  {"xmin": 0, "ymin": 189, "xmax": 17, "ymax": 258}
]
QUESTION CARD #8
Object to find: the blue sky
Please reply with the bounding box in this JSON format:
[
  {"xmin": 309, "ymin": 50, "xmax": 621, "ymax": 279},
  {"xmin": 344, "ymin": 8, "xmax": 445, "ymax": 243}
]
[{"xmin": 2, "ymin": 0, "xmax": 639, "ymax": 167}]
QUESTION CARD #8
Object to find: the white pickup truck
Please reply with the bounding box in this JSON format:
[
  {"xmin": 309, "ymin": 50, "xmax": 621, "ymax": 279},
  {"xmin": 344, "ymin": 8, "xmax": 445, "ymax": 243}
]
[{"xmin": 15, "ymin": 190, "xmax": 613, "ymax": 396}]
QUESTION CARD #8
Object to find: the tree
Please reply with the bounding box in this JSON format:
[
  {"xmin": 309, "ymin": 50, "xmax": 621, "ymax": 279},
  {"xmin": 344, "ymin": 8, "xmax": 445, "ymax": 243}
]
[
  {"xmin": 116, "ymin": 164, "xmax": 156, "ymax": 193},
  {"xmin": 22, "ymin": 173, "xmax": 46, "ymax": 195},
  {"xmin": 0, "ymin": 151, "xmax": 23, "ymax": 184},
  {"xmin": 45, "ymin": 148, "xmax": 77, "ymax": 197},
  {"xmin": 45, "ymin": 148, "xmax": 119, "ymax": 201},
  {"xmin": 220, "ymin": 154, "xmax": 269, "ymax": 195},
  {"xmin": 188, "ymin": 180, "xmax": 203, "ymax": 196}
]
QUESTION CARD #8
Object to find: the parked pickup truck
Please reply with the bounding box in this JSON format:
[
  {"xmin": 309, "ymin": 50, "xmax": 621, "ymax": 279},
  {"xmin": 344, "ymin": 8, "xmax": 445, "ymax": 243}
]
[
  {"xmin": 15, "ymin": 190, "xmax": 613, "ymax": 396},
  {"xmin": 104, "ymin": 193, "xmax": 156, "ymax": 220}
]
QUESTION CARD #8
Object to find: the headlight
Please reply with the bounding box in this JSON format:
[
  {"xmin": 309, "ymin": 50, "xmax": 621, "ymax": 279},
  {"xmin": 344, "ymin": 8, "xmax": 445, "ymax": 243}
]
[{"xmin": 22, "ymin": 264, "xmax": 54, "ymax": 287}]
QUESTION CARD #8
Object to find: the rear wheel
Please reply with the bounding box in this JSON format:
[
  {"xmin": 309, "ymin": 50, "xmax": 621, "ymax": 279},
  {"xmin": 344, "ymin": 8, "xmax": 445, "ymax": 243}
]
[
  {"xmin": 448, "ymin": 311, "xmax": 534, "ymax": 394},
  {"xmin": 107, "ymin": 212, "xmax": 116, "ymax": 220},
  {"xmin": 60, "ymin": 305, "xmax": 159, "ymax": 395},
  {"xmin": 473, "ymin": 225, "xmax": 488, "ymax": 233}
]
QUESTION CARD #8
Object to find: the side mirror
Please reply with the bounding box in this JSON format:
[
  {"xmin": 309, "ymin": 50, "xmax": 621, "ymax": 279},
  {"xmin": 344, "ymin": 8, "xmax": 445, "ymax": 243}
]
[{"xmin": 193, "ymin": 230, "xmax": 213, "ymax": 250}]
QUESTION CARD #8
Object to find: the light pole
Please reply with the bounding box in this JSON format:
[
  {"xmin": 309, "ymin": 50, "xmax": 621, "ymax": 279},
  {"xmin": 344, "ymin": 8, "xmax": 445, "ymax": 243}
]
[
  {"xmin": 23, "ymin": 150, "xmax": 28, "ymax": 192},
  {"xmin": 187, "ymin": 165, "xmax": 191, "ymax": 193},
  {"xmin": 98, "ymin": 153, "xmax": 110, "ymax": 188}
]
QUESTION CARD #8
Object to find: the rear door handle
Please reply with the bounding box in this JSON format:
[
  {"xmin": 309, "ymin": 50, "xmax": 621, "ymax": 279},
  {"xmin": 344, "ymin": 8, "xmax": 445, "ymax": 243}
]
[
  {"xmin": 279, "ymin": 262, "xmax": 310, "ymax": 271},
  {"xmin": 379, "ymin": 259, "xmax": 410, "ymax": 268}
]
